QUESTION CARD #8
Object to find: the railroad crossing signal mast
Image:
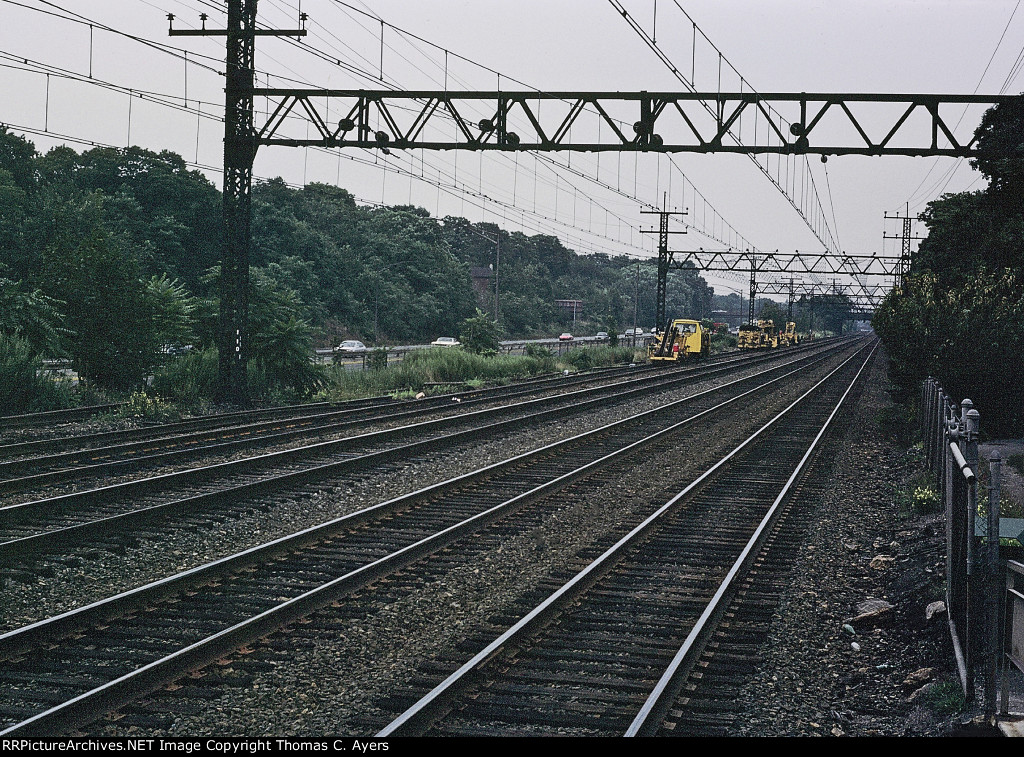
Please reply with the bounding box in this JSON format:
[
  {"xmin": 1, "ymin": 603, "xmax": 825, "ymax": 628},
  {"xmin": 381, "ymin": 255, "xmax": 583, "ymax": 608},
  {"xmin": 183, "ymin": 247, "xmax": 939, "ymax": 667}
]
[{"xmin": 178, "ymin": 0, "xmax": 1017, "ymax": 404}]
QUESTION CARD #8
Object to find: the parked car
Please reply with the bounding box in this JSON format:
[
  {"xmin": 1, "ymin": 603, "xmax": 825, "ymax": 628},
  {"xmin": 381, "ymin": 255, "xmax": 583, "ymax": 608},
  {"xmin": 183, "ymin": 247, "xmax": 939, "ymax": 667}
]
[
  {"xmin": 431, "ymin": 336, "xmax": 461, "ymax": 347},
  {"xmin": 336, "ymin": 340, "xmax": 367, "ymax": 353},
  {"xmin": 558, "ymin": 332, "xmax": 574, "ymax": 341},
  {"xmin": 595, "ymin": 331, "xmax": 609, "ymax": 339}
]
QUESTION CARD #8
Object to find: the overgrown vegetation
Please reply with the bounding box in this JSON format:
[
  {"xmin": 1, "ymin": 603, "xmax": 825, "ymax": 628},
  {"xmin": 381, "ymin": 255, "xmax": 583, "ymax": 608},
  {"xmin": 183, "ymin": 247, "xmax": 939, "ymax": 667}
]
[
  {"xmin": 322, "ymin": 344, "xmax": 643, "ymax": 401},
  {"xmin": 873, "ymin": 98, "xmax": 1024, "ymax": 436}
]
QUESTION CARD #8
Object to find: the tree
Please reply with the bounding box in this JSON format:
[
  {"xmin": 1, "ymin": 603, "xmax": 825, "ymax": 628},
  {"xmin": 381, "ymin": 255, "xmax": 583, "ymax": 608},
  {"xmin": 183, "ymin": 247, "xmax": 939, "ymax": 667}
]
[
  {"xmin": 42, "ymin": 195, "xmax": 156, "ymax": 390},
  {"xmin": 459, "ymin": 309, "xmax": 500, "ymax": 354},
  {"xmin": 0, "ymin": 277, "xmax": 65, "ymax": 355}
]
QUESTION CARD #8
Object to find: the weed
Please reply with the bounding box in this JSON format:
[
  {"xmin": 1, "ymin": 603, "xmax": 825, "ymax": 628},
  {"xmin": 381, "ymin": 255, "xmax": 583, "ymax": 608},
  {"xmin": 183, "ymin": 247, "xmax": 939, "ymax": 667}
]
[
  {"xmin": 117, "ymin": 391, "xmax": 179, "ymax": 422},
  {"xmin": 918, "ymin": 680, "xmax": 966, "ymax": 717}
]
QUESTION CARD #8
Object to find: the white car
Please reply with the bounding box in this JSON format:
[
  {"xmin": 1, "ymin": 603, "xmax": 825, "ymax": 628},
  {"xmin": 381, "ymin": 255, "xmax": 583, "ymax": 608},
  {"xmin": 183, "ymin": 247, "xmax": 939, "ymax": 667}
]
[
  {"xmin": 336, "ymin": 340, "xmax": 367, "ymax": 353},
  {"xmin": 431, "ymin": 336, "xmax": 461, "ymax": 347}
]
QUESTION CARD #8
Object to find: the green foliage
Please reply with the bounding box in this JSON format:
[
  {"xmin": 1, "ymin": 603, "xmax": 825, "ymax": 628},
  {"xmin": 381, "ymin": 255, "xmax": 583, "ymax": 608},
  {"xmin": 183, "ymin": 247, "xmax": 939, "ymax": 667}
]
[
  {"xmin": 0, "ymin": 277, "xmax": 65, "ymax": 355},
  {"xmin": 873, "ymin": 97, "xmax": 1024, "ymax": 436},
  {"xmin": 711, "ymin": 334, "xmax": 737, "ymax": 353},
  {"xmin": 875, "ymin": 268, "xmax": 1024, "ymax": 435},
  {"xmin": 895, "ymin": 471, "xmax": 943, "ymax": 516},
  {"xmin": 459, "ymin": 309, "xmax": 500, "ymax": 354},
  {"xmin": 324, "ymin": 348, "xmax": 557, "ymax": 400},
  {"xmin": 366, "ymin": 347, "xmax": 389, "ymax": 371},
  {"xmin": 117, "ymin": 391, "xmax": 179, "ymax": 422},
  {"xmin": 0, "ymin": 334, "xmax": 73, "ymax": 415},
  {"xmin": 150, "ymin": 348, "xmax": 218, "ymax": 410},
  {"xmin": 145, "ymin": 274, "xmax": 198, "ymax": 355},
  {"xmin": 917, "ymin": 680, "xmax": 966, "ymax": 717},
  {"xmin": 41, "ymin": 196, "xmax": 157, "ymax": 391},
  {"xmin": 911, "ymin": 484, "xmax": 940, "ymax": 514},
  {"xmin": 559, "ymin": 345, "xmax": 636, "ymax": 371},
  {"xmin": 757, "ymin": 300, "xmax": 787, "ymax": 328}
]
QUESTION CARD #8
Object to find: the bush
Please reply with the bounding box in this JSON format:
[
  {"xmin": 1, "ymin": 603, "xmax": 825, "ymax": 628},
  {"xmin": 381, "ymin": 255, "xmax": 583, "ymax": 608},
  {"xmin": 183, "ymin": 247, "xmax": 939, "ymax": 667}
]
[
  {"xmin": 0, "ymin": 334, "xmax": 74, "ymax": 415},
  {"xmin": 324, "ymin": 347, "xmax": 555, "ymax": 400},
  {"xmin": 117, "ymin": 391, "xmax": 179, "ymax": 422},
  {"xmin": 150, "ymin": 347, "xmax": 218, "ymax": 410},
  {"xmin": 558, "ymin": 345, "xmax": 636, "ymax": 371},
  {"xmin": 367, "ymin": 347, "xmax": 389, "ymax": 371}
]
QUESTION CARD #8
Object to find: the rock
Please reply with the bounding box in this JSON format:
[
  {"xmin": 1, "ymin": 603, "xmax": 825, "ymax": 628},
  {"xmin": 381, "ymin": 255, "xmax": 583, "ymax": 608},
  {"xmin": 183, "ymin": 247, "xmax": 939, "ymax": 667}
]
[
  {"xmin": 925, "ymin": 600, "xmax": 947, "ymax": 622},
  {"xmin": 906, "ymin": 681, "xmax": 937, "ymax": 703},
  {"xmin": 870, "ymin": 555, "xmax": 896, "ymax": 570},
  {"xmin": 846, "ymin": 599, "xmax": 895, "ymax": 629},
  {"xmin": 856, "ymin": 598, "xmax": 895, "ymax": 615},
  {"xmin": 902, "ymin": 667, "xmax": 936, "ymax": 692},
  {"xmin": 831, "ymin": 726, "xmax": 845, "ymax": 737},
  {"xmin": 843, "ymin": 541, "xmax": 859, "ymax": 552},
  {"xmin": 851, "ymin": 642, "xmax": 861, "ymax": 652},
  {"xmin": 414, "ymin": 392, "xmax": 426, "ymax": 399},
  {"xmin": 842, "ymin": 623, "xmax": 857, "ymax": 636}
]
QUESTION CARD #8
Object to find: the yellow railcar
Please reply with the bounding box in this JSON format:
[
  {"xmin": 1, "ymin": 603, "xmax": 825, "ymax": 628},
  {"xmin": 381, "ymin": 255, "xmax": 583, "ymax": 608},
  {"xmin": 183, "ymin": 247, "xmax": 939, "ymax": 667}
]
[{"xmin": 649, "ymin": 319, "xmax": 711, "ymax": 362}]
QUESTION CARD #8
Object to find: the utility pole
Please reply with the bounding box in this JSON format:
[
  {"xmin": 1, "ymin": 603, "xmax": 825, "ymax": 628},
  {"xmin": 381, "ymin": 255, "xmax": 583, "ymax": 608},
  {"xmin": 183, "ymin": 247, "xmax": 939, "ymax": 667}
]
[
  {"xmin": 787, "ymin": 276, "xmax": 795, "ymax": 322},
  {"xmin": 883, "ymin": 203, "xmax": 924, "ymax": 289},
  {"xmin": 169, "ymin": 2, "xmax": 306, "ymax": 405},
  {"xmin": 494, "ymin": 233, "xmax": 501, "ymax": 324},
  {"xmin": 747, "ymin": 250, "xmax": 757, "ymax": 325},
  {"xmin": 640, "ymin": 196, "xmax": 687, "ymax": 329},
  {"xmin": 632, "ymin": 262, "xmax": 639, "ymax": 347}
]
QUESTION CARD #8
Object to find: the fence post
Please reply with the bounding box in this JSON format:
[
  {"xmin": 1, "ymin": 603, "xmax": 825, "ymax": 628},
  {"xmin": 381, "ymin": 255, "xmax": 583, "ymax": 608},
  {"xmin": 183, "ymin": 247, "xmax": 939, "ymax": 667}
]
[
  {"xmin": 988, "ymin": 450, "xmax": 1002, "ymax": 720},
  {"xmin": 964, "ymin": 401, "xmax": 980, "ymax": 696}
]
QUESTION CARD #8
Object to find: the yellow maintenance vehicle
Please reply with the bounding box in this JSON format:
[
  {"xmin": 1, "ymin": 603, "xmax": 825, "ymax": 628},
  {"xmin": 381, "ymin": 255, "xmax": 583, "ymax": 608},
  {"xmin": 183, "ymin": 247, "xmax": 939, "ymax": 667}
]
[
  {"xmin": 649, "ymin": 318, "xmax": 711, "ymax": 362},
  {"xmin": 779, "ymin": 321, "xmax": 800, "ymax": 347},
  {"xmin": 737, "ymin": 319, "xmax": 779, "ymax": 349}
]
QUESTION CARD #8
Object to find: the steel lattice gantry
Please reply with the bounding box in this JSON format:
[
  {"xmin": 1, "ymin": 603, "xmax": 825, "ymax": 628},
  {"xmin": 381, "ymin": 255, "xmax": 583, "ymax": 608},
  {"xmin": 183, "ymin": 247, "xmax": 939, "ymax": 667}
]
[
  {"xmin": 652, "ymin": 248, "xmax": 900, "ymax": 325},
  {"xmin": 181, "ymin": 2, "xmax": 1020, "ymax": 403},
  {"xmin": 253, "ymin": 89, "xmax": 1018, "ymax": 156}
]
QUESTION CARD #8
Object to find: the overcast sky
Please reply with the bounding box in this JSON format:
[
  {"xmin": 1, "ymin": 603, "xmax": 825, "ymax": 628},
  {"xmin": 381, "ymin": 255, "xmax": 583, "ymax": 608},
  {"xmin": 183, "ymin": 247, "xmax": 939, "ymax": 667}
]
[{"xmin": 1, "ymin": 0, "xmax": 1021, "ymax": 296}]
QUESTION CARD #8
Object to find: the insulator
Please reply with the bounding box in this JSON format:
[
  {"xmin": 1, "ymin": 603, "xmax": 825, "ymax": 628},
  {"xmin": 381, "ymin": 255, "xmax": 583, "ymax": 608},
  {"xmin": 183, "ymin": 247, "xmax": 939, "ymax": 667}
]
[
  {"xmin": 478, "ymin": 118, "xmax": 494, "ymax": 132},
  {"xmin": 506, "ymin": 132, "xmax": 520, "ymax": 146},
  {"xmin": 338, "ymin": 118, "xmax": 355, "ymax": 131},
  {"xmin": 374, "ymin": 131, "xmax": 391, "ymax": 144},
  {"xmin": 633, "ymin": 120, "xmax": 653, "ymax": 136},
  {"xmin": 650, "ymin": 133, "xmax": 664, "ymax": 146},
  {"xmin": 789, "ymin": 122, "xmax": 805, "ymax": 137}
]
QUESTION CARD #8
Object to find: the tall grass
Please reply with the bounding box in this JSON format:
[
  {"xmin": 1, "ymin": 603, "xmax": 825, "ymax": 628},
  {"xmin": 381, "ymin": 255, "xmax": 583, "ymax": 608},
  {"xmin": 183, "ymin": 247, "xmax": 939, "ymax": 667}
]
[
  {"xmin": 0, "ymin": 334, "xmax": 75, "ymax": 415},
  {"xmin": 322, "ymin": 344, "xmax": 643, "ymax": 401}
]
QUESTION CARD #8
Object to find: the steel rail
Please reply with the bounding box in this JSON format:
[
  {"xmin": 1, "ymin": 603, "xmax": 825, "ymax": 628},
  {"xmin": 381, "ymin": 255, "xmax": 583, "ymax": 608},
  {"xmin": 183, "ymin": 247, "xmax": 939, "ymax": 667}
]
[
  {"xmin": 0, "ymin": 346, "xmax": 783, "ymax": 479},
  {"xmin": 0, "ymin": 362, "xmax": 652, "ymax": 464},
  {"xmin": 377, "ymin": 340, "xmax": 875, "ymax": 736},
  {"xmin": 0, "ymin": 341, "xmax": 845, "ymax": 555},
  {"xmin": 0, "ymin": 404, "xmax": 123, "ymax": 431},
  {"xmin": 625, "ymin": 340, "xmax": 878, "ymax": 735},
  {"xmin": 0, "ymin": 355, "xmax": 724, "ymax": 488},
  {"xmin": 0, "ymin": 345, "xmax": 858, "ymax": 735}
]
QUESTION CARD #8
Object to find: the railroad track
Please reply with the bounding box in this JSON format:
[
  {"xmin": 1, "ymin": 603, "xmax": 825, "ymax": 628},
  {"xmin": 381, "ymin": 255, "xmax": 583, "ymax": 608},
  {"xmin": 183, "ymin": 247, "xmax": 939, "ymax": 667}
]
[
  {"xmin": 0, "ymin": 357, "xmax": 697, "ymax": 467},
  {"xmin": 0, "ymin": 404, "xmax": 125, "ymax": 432},
  {"xmin": 0, "ymin": 348, "xmax": 819, "ymax": 492},
  {"xmin": 374, "ymin": 340, "xmax": 876, "ymax": 736},
  {"xmin": 0, "ymin": 341, "xmax": 846, "ymax": 565},
  {"xmin": 0, "ymin": 340, "xmax": 865, "ymax": 735}
]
